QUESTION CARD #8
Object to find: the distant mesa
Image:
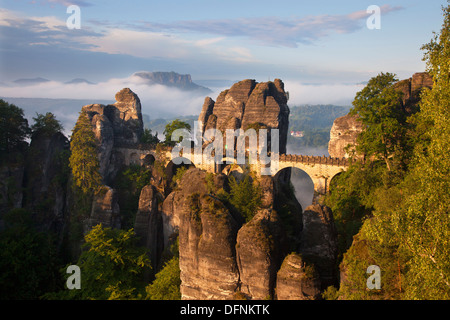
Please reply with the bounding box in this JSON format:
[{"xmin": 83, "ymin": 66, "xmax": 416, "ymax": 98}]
[
  {"xmin": 65, "ymin": 78, "xmax": 95, "ymax": 85},
  {"xmin": 133, "ymin": 71, "xmax": 212, "ymax": 94},
  {"xmin": 13, "ymin": 77, "xmax": 50, "ymax": 86}
]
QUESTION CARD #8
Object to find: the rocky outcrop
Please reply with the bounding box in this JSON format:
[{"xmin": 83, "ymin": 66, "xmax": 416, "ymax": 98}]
[
  {"xmin": 82, "ymin": 88, "xmax": 144, "ymax": 184},
  {"xmin": 85, "ymin": 186, "xmax": 121, "ymax": 231},
  {"xmin": 328, "ymin": 72, "xmax": 433, "ymax": 159},
  {"xmin": 328, "ymin": 114, "xmax": 364, "ymax": 158},
  {"xmin": 276, "ymin": 253, "xmax": 321, "ymax": 300},
  {"xmin": 179, "ymin": 194, "xmax": 240, "ymax": 300},
  {"xmin": 236, "ymin": 209, "xmax": 286, "ymax": 300},
  {"xmin": 395, "ymin": 72, "xmax": 433, "ymax": 113},
  {"xmin": 134, "ymin": 184, "xmax": 163, "ymax": 270},
  {"xmin": 24, "ymin": 132, "xmax": 70, "ymax": 236},
  {"xmin": 0, "ymin": 164, "xmax": 25, "ymax": 216},
  {"xmin": 299, "ymin": 204, "xmax": 338, "ymax": 289},
  {"xmin": 198, "ymin": 79, "xmax": 290, "ymax": 154},
  {"xmin": 161, "ymin": 168, "xmax": 221, "ymax": 249}
]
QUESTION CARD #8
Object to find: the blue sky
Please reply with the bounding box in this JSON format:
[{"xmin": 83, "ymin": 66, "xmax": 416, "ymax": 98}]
[{"xmin": 0, "ymin": 0, "xmax": 447, "ymax": 113}]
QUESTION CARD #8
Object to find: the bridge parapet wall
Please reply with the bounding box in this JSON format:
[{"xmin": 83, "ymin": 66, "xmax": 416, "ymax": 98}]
[{"xmin": 279, "ymin": 154, "xmax": 349, "ymax": 167}]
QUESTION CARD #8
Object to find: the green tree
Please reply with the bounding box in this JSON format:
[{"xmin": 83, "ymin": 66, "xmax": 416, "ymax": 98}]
[
  {"xmin": 392, "ymin": 3, "xmax": 450, "ymax": 299},
  {"xmin": 145, "ymin": 257, "xmax": 181, "ymax": 300},
  {"xmin": 0, "ymin": 99, "xmax": 30, "ymax": 158},
  {"xmin": 334, "ymin": 3, "xmax": 450, "ymax": 300},
  {"xmin": 163, "ymin": 119, "xmax": 191, "ymax": 147},
  {"xmin": 50, "ymin": 224, "xmax": 151, "ymax": 300},
  {"xmin": 140, "ymin": 128, "xmax": 159, "ymax": 145},
  {"xmin": 350, "ymin": 73, "xmax": 405, "ymax": 171},
  {"xmin": 0, "ymin": 209, "xmax": 59, "ymax": 299},
  {"xmin": 69, "ymin": 111, "xmax": 102, "ymax": 195},
  {"xmin": 31, "ymin": 112, "xmax": 63, "ymax": 138},
  {"xmin": 325, "ymin": 161, "xmax": 386, "ymax": 258},
  {"xmin": 114, "ymin": 164, "xmax": 152, "ymax": 229},
  {"xmin": 228, "ymin": 175, "xmax": 262, "ymax": 222}
]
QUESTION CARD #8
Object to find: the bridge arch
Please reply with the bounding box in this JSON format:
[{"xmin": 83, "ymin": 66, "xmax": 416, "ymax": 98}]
[
  {"xmin": 274, "ymin": 167, "xmax": 315, "ymax": 210},
  {"xmin": 143, "ymin": 154, "xmax": 156, "ymax": 167},
  {"xmin": 276, "ymin": 155, "xmax": 348, "ymax": 202}
]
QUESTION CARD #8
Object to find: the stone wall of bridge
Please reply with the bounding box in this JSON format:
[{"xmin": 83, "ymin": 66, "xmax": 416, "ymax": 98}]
[{"xmin": 113, "ymin": 145, "xmax": 349, "ymax": 197}]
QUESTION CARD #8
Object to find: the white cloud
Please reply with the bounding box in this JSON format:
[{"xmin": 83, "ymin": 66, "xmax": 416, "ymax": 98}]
[
  {"xmin": 0, "ymin": 74, "xmax": 221, "ymax": 119},
  {"xmin": 78, "ymin": 28, "xmax": 255, "ymax": 63},
  {"xmin": 140, "ymin": 5, "xmax": 404, "ymax": 47}
]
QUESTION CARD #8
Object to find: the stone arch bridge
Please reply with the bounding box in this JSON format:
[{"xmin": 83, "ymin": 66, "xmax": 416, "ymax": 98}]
[{"xmin": 114, "ymin": 145, "xmax": 350, "ymax": 197}]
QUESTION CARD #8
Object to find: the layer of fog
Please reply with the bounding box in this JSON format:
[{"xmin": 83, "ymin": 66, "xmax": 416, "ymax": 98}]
[
  {"xmin": 0, "ymin": 76, "xmax": 360, "ymax": 140},
  {"xmin": 284, "ymin": 81, "xmax": 362, "ymax": 106}
]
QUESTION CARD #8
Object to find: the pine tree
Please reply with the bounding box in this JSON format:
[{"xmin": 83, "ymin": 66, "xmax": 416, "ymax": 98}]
[{"xmin": 69, "ymin": 111, "xmax": 102, "ymax": 195}]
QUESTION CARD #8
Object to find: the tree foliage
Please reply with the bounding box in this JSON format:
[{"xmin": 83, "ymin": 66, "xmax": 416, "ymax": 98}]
[
  {"xmin": 0, "ymin": 209, "xmax": 59, "ymax": 299},
  {"xmin": 145, "ymin": 257, "xmax": 181, "ymax": 300},
  {"xmin": 50, "ymin": 224, "xmax": 151, "ymax": 300},
  {"xmin": 140, "ymin": 128, "xmax": 159, "ymax": 145},
  {"xmin": 327, "ymin": 3, "xmax": 450, "ymax": 300},
  {"xmin": 394, "ymin": 3, "xmax": 450, "ymax": 298},
  {"xmin": 227, "ymin": 175, "xmax": 262, "ymax": 222},
  {"xmin": 349, "ymin": 72, "xmax": 405, "ymax": 171},
  {"xmin": 0, "ymin": 99, "xmax": 30, "ymax": 159},
  {"xmin": 163, "ymin": 119, "xmax": 191, "ymax": 147},
  {"xmin": 69, "ymin": 111, "xmax": 102, "ymax": 195},
  {"xmin": 31, "ymin": 112, "xmax": 64, "ymax": 138},
  {"xmin": 114, "ymin": 164, "xmax": 152, "ymax": 229}
]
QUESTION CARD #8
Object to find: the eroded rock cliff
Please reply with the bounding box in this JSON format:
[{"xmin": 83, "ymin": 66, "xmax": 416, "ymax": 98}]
[
  {"xmin": 81, "ymin": 88, "xmax": 144, "ymax": 184},
  {"xmin": 276, "ymin": 253, "xmax": 321, "ymax": 300},
  {"xmin": 180, "ymin": 193, "xmax": 240, "ymax": 300},
  {"xmin": 198, "ymin": 79, "xmax": 290, "ymax": 154}
]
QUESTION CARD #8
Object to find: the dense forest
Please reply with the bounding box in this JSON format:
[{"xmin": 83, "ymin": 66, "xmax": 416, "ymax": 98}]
[{"xmin": 322, "ymin": 5, "xmax": 450, "ymax": 299}]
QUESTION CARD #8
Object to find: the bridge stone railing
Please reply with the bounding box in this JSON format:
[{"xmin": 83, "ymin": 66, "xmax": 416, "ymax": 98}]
[{"xmin": 279, "ymin": 154, "xmax": 350, "ymax": 167}]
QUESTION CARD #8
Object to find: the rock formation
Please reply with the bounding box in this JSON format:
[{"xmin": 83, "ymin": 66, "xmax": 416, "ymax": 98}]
[
  {"xmin": 82, "ymin": 88, "xmax": 144, "ymax": 184},
  {"xmin": 85, "ymin": 186, "xmax": 121, "ymax": 231},
  {"xmin": 276, "ymin": 253, "xmax": 321, "ymax": 300},
  {"xmin": 198, "ymin": 79, "xmax": 290, "ymax": 154},
  {"xmin": 160, "ymin": 168, "xmax": 228, "ymax": 250},
  {"xmin": 74, "ymin": 80, "xmax": 338, "ymax": 300},
  {"xmin": 328, "ymin": 72, "xmax": 433, "ymax": 158},
  {"xmin": 236, "ymin": 209, "xmax": 286, "ymax": 299},
  {"xmin": 134, "ymin": 184, "xmax": 164, "ymax": 270},
  {"xmin": 299, "ymin": 204, "xmax": 338, "ymax": 289},
  {"xmin": 0, "ymin": 164, "xmax": 25, "ymax": 216},
  {"xmin": 328, "ymin": 114, "xmax": 364, "ymax": 158},
  {"xmin": 24, "ymin": 132, "xmax": 70, "ymax": 236},
  {"xmin": 179, "ymin": 194, "xmax": 240, "ymax": 300},
  {"xmin": 395, "ymin": 72, "xmax": 433, "ymax": 113}
]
